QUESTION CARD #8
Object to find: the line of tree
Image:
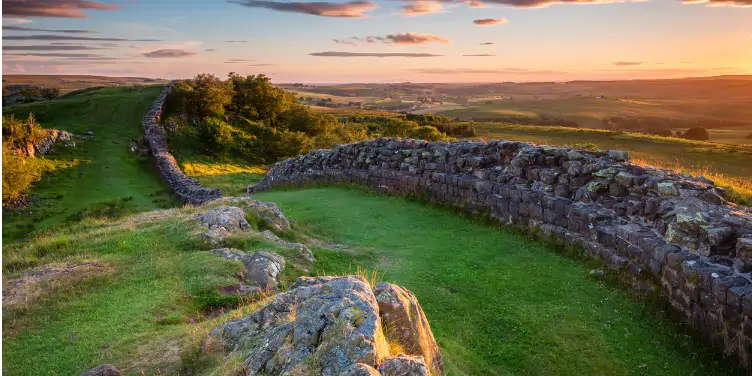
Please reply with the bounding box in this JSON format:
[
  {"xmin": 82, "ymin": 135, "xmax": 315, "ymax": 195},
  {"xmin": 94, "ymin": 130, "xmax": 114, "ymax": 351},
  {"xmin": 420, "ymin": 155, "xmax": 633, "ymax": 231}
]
[{"xmin": 163, "ymin": 74, "xmax": 452, "ymax": 164}]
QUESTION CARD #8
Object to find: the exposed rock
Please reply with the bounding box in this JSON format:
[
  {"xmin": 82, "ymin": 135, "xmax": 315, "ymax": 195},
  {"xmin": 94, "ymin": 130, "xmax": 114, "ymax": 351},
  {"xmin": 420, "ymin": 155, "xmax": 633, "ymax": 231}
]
[
  {"xmin": 211, "ymin": 276, "xmax": 388, "ymax": 375},
  {"xmin": 245, "ymin": 200, "xmax": 291, "ymax": 232},
  {"xmin": 202, "ymin": 226, "xmax": 231, "ymax": 245},
  {"xmin": 656, "ymin": 181, "xmax": 679, "ymax": 196},
  {"xmin": 80, "ymin": 364, "xmax": 122, "ymax": 376},
  {"xmin": 373, "ymin": 283, "xmax": 443, "ymax": 373},
  {"xmin": 738, "ymin": 237, "xmax": 752, "ymax": 259},
  {"xmin": 211, "ymin": 248, "xmax": 285, "ymax": 290},
  {"xmin": 262, "ymin": 230, "xmax": 316, "ymax": 262},
  {"xmin": 344, "ymin": 363, "xmax": 382, "ymax": 376},
  {"xmin": 378, "ymin": 355, "xmax": 429, "ymax": 376},
  {"xmin": 201, "ymin": 206, "xmax": 249, "ymax": 231}
]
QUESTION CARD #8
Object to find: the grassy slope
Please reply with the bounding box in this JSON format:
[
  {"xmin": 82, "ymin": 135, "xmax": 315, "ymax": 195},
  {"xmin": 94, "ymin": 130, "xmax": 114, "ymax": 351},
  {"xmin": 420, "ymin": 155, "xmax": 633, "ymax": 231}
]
[
  {"xmin": 2, "ymin": 86, "xmax": 176, "ymax": 242},
  {"xmin": 3, "ymin": 188, "xmax": 744, "ymax": 375},
  {"xmin": 471, "ymin": 123, "xmax": 752, "ymax": 203},
  {"xmin": 255, "ymin": 188, "xmax": 744, "ymax": 376},
  {"xmin": 2, "ymin": 75, "xmax": 169, "ymax": 94}
]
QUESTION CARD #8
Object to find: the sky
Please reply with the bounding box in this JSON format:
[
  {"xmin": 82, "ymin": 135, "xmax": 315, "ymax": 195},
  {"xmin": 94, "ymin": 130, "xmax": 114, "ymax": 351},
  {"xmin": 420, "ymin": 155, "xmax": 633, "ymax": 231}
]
[{"xmin": 1, "ymin": 0, "xmax": 751, "ymax": 83}]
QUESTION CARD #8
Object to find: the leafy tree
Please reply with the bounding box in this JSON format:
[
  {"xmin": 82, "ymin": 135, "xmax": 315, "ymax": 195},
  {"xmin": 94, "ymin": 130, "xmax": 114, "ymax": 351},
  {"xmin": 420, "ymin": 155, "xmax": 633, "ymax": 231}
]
[
  {"xmin": 283, "ymin": 105, "xmax": 338, "ymax": 136},
  {"xmin": 2, "ymin": 143, "xmax": 41, "ymax": 205},
  {"xmin": 682, "ymin": 127, "xmax": 709, "ymax": 141},
  {"xmin": 408, "ymin": 126, "xmax": 446, "ymax": 141},
  {"xmin": 2, "ymin": 113, "xmax": 47, "ymax": 153},
  {"xmin": 197, "ymin": 117, "xmax": 235, "ymax": 157},
  {"xmin": 172, "ymin": 74, "xmax": 232, "ymax": 119},
  {"xmin": 380, "ymin": 118, "xmax": 420, "ymax": 138},
  {"xmin": 40, "ymin": 87, "xmax": 61, "ymax": 100},
  {"xmin": 227, "ymin": 73, "xmax": 296, "ymax": 125}
]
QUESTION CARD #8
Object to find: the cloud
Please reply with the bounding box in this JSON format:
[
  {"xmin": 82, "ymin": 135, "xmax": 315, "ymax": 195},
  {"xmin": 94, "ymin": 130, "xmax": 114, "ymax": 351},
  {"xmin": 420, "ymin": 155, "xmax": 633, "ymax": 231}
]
[
  {"xmin": 463, "ymin": 53, "xmax": 497, "ymax": 56},
  {"xmin": 682, "ymin": 0, "xmax": 752, "ymax": 7},
  {"xmin": 229, "ymin": 0, "xmax": 378, "ymax": 17},
  {"xmin": 410, "ymin": 67, "xmax": 566, "ymax": 74},
  {"xmin": 474, "ymin": 18, "xmax": 508, "ymax": 26},
  {"xmin": 205, "ymin": 48, "xmax": 217, "ymax": 51},
  {"xmin": 398, "ymin": 1, "xmax": 445, "ymax": 16},
  {"xmin": 613, "ymin": 61, "xmax": 644, "ymax": 66},
  {"xmin": 142, "ymin": 49, "xmax": 198, "ymax": 58},
  {"xmin": 3, "ymin": 52, "xmax": 105, "ymax": 58},
  {"xmin": 3, "ymin": 25, "xmax": 96, "ymax": 33},
  {"xmin": 225, "ymin": 40, "xmax": 248, "ymax": 43},
  {"xmin": 3, "ymin": 45, "xmax": 107, "ymax": 50},
  {"xmin": 3, "ymin": 35, "xmax": 161, "ymax": 42},
  {"xmin": 480, "ymin": 42, "xmax": 495, "ymax": 45},
  {"xmin": 334, "ymin": 33, "xmax": 450, "ymax": 45},
  {"xmin": 248, "ymin": 63, "xmax": 275, "ymax": 66},
  {"xmin": 5, "ymin": 18, "xmax": 32, "ymax": 24},
  {"xmin": 3, "ymin": 0, "xmax": 119, "ymax": 18},
  {"xmin": 310, "ymin": 51, "xmax": 443, "ymax": 57},
  {"xmin": 225, "ymin": 58, "xmax": 254, "ymax": 63}
]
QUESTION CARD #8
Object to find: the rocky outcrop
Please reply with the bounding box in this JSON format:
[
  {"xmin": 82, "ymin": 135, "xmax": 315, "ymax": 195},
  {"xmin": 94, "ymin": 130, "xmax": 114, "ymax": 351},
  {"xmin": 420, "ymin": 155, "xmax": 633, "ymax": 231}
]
[
  {"xmin": 208, "ymin": 276, "xmax": 442, "ymax": 375},
  {"xmin": 141, "ymin": 84, "xmax": 221, "ymax": 205},
  {"xmin": 250, "ymin": 138, "xmax": 752, "ymax": 364}
]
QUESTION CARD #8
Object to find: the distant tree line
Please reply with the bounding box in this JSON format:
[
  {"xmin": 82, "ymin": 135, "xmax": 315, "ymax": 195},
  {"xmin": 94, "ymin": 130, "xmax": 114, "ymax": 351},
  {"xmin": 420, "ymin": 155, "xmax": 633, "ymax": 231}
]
[
  {"xmin": 164, "ymin": 74, "xmax": 453, "ymax": 164},
  {"xmin": 2, "ymin": 85, "xmax": 60, "ymax": 105},
  {"xmin": 468, "ymin": 114, "xmax": 580, "ymax": 128}
]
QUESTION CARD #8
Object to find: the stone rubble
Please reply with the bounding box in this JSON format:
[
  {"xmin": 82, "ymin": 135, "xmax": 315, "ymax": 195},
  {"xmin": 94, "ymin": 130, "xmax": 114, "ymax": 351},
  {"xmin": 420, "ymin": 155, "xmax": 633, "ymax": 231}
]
[{"xmin": 251, "ymin": 138, "xmax": 752, "ymax": 363}]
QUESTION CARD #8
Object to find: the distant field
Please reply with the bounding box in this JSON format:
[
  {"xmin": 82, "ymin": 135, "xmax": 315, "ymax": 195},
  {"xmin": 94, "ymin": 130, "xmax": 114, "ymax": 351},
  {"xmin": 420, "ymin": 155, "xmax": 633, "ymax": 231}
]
[{"xmin": 3, "ymin": 75, "xmax": 169, "ymax": 94}]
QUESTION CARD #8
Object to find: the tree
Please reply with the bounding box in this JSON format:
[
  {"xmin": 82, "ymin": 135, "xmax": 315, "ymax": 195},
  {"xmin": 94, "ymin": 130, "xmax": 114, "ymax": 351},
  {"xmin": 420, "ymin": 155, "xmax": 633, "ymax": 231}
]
[
  {"xmin": 197, "ymin": 117, "xmax": 235, "ymax": 157},
  {"xmin": 682, "ymin": 127, "xmax": 709, "ymax": 141},
  {"xmin": 172, "ymin": 74, "xmax": 232, "ymax": 119},
  {"xmin": 19, "ymin": 87, "xmax": 41, "ymax": 97},
  {"xmin": 40, "ymin": 87, "xmax": 61, "ymax": 100},
  {"xmin": 408, "ymin": 125, "xmax": 446, "ymax": 141},
  {"xmin": 227, "ymin": 73, "xmax": 296, "ymax": 125},
  {"xmin": 2, "ymin": 143, "xmax": 41, "ymax": 205}
]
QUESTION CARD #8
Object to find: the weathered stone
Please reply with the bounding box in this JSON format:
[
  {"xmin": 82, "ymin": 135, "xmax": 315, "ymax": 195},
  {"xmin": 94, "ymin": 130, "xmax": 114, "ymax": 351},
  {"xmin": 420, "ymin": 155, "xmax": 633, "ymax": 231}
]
[
  {"xmin": 656, "ymin": 182, "xmax": 679, "ymax": 196},
  {"xmin": 608, "ymin": 150, "xmax": 630, "ymax": 161},
  {"xmin": 80, "ymin": 364, "xmax": 122, "ymax": 376},
  {"xmin": 344, "ymin": 363, "xmax": 382, "ymax": 376},
  {"xmin": 373, "ymin": 283, "xmax": 443, "ymax": 373},
  {"xmin": 378, "ymin": 355, "xmax": 430, "ymax": 376},
  {"xmin": 201, "ymin": 206, "xmax": 249, "ymax": 231},
  {"xmin": 737, "ymin": 237, "xmax": 752, "ymax": 260},
  {"xmin": 211, "ymin": 248, "xmax": 285, "ymax": 290}
]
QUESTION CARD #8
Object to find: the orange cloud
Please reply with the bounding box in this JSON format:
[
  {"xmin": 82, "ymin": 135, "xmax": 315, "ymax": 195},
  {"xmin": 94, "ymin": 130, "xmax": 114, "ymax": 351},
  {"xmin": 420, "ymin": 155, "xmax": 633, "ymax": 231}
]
[
  {"xmin": 334, "ymin": 33, "xmax": 450, "ymax": 45},
  {"xmin": 613, "ymin": 61, "xmax": 644, "ymax": 66},
  {"xmin": 143, "ymin": 49, "xmax": 198, "ymax": 58},
  {"xmin": 474, "ymin": 18, "xmax": 508, "ymax": 26},
  {"xmin": 399, "ymin": 1, "xmax": 445, "ymax": 16},
  {"xmin": 682, "ymin": 0, "xmax": 752, "ymax": 6},
  {"xmin": 310, "ymin": 51, "xmax": 443, "ymax": 57},
  {"xmin": 2, "ymin": 0, "xmax": 119, "ymax": 18}
]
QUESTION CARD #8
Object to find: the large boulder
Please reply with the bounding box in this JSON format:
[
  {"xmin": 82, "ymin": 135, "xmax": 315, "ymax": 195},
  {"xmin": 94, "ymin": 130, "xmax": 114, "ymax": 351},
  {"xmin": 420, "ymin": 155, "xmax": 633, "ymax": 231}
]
[
  {"xmin": 211, "ymin": 248, "xmax": 285, "ymax": 290},
  {"xmin": 208, "ymin": 276, "xmax": 443, "ymax": 375},
  {"xmin": 374, "ymin": 283, "xmax": 443, "ymax": 373},
  {"xmin": 245, "ymin": 200, "xmax": 291, "ymax": 232}
]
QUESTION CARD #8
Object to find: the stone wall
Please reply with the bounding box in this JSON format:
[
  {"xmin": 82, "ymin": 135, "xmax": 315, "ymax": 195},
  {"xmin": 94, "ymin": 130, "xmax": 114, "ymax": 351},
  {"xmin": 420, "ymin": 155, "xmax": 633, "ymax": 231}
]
[
  {"xmin": 142, "ymin": 84, "xmax": 222, "ymax": 205},
  {"xmin": 251, "ymin": 138, "xmax": 752, "ymax": 364}
]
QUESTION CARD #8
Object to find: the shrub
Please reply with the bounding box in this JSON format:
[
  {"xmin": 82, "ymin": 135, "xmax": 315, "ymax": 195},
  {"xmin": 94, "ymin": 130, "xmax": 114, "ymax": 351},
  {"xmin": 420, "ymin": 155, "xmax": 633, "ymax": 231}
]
[
  {"xmin": 40, "ymin": 87, "xmax": 60, "ymax": 100},
  {"xmin": 197, "ymin": 117, "xmax": 235, "ymax": 157},
  {"xmin": 2, "ymin": 143, "xmax": 42, "ymax": 205},
  {"xmin": 408, "ymin": 126, "xmax": 446, "ymax": 141},
  {"xmin": 682, "ymin": 127, "xmax": 709, "ymax": 141},
  {"xmin": 2, "ymin": 113, "xmax": 47, "ymax": 154}
]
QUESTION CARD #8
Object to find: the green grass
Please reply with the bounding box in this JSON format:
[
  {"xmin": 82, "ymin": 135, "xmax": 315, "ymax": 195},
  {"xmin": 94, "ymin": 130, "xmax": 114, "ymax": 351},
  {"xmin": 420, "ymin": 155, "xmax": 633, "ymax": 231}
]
[
  {"xmin": 2, "ymin": 85, "xmax": 177, "ymax": 242},
  {"xmin": 255, "ymin": 187, "xmax": 745, "ymax": 376},
  {"xmin": 471, "ymin": 123, "xmax": 752, "ymax": 204}
]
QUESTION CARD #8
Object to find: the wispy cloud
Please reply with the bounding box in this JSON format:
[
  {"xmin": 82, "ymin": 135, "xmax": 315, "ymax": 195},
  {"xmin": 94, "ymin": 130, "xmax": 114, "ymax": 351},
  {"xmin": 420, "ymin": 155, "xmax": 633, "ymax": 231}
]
[
  {"xmin": 613, "ymin": 61, "xmax": 644, "ymax": 66},
  {"xmin": 225, "ymin": 40, "xmax": 248, "ymax": 43},
  {"xmin": 3, "ymin": 45, "xmax": 107, "ymax": 51},
  {"xmin": 480, "ymin": 42, "xmax": 495, "ymax": 45},
  {"xmin": 398, "ymin": 1, "xmax": 445, "ymax": 16},
  {"xmin": 3, "ymin": 52, "xmax": 105, "ymax": 58},
  {"xmin": 333, "ymin": 33, "xmax": 450, "ymax": 45},
  {"xmin": 474, "ymin": 18, "xmax": 508, "ymax": 26},
  {"xmin": 205, "ymin": 48, "xmax": 217, "ymax": 52},
  {"xmin": 248, "ymin": 63, "xmax": 275, "ymax": 66},
  {"xmin": 3, "ymin": 25, "xmax": 96, "ymax": 34},
  {"xmin": 229, "ymin": 0, "xmax": 378, "ymax": 18},
  {"xmin": 410, "ymin": 67, "xmax": 566, "ymax": 74},
  {"xmin": 310, "ymin": 51, "xmax": 443, "ymax": 57},
  {"xmin": 682, "ymin": 0, "xmax": 752, "ymax": 7},
  {"xmin": 225, "ymin": 58, "xmax": 254, "ymax": 63},
  {"xmin": 3, "ymin": 35, "xmax": 161, "ymax": 42},
  {"xmin": 463, "ymin": 53, "xmax": 497, "ymax": 57},
  {"xmin": 3, "ymin": 0, "xmax": 119, "ymax": 18},
  {"xmin": 142, "ymin": 49, "xmax": 198, "ymax": 58}
]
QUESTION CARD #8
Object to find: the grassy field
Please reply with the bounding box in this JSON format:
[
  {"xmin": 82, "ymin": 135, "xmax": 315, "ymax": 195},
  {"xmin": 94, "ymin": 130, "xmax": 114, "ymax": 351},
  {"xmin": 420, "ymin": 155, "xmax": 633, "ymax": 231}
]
[
  {"xmin": 471, "ymin": 123, "xmax": 752, "ymax": 204},
  {"xmin": 3, "ymin": 75, "xmax": 169, "ymax": 94},
  {"xmin": 2, "ymin": 86, "xmax": 176, "ymax": 242},
  {"xmin": 2, "ymin": 188, "xmax": 746, "ymax": 375}
]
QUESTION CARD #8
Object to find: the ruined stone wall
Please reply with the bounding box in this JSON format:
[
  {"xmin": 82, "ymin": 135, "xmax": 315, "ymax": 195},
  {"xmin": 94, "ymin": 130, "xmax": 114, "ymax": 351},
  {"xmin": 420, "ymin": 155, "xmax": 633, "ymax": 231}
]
[
  {"xmin": 251, "ymin": 138, "xmax": 752, "ymax": 363},
  {"xmin": 142, "ymin": 84, "xmax": 222, "ymax": 205}
]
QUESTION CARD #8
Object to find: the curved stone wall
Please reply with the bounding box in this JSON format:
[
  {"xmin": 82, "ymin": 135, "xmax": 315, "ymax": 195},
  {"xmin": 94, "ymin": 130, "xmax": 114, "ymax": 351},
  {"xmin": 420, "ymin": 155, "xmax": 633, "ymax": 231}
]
[
  {"xmin": 142, "ymin": 84, "xmax": 222, "ymax": 205},
  {"xmin": 251, "ymin": 138, "xmax": 752, "ymax": 364}
]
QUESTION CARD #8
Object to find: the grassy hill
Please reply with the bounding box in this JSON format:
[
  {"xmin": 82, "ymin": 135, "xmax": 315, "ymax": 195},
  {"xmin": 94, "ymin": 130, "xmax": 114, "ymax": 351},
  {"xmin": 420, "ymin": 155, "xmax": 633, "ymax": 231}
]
[
  {"xmin": 2, "ymin": 189, "xmax": 746, "ymax": 375},
  {"xmin": 2, "ymin": 85, "xmax": 176, "ymax": 242},
  {"xmin": 3, "ymin": 75, "xmax": 169, "ymax": 94}
]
